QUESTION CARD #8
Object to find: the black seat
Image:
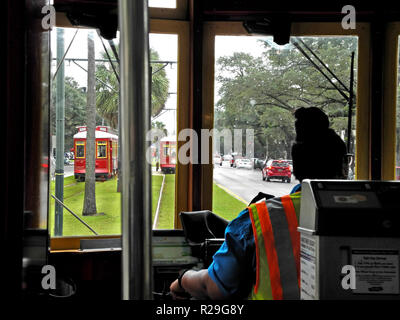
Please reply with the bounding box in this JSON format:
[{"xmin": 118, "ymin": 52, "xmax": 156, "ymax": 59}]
[{"xmin": 179, "ymin": 210, "xmax": 229, "ymax": 265}]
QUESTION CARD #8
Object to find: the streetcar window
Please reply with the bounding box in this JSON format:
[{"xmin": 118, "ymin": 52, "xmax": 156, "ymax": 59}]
[
  {"xmin": 49, "ymin": 27, "xmax": 179, "ymax": 238},
  {"xmin": 76, "ymin": 143, "xmax": 85, "ymax": 158},
  {"xmin": 150, "ymin": 33, "xmax": 178, "ymax": 229},
  {"xmin": 97, "ymin": 141, "xmax": 107, "ymax": 158},
  {"xmin": 163, "ymin": 146, "xmax": 170, "ymax": 156},
  {"xmin": 212, "ymin": 35, "xmax": 358, "ymax": 220},
  {"xmin": 49, "ymin": 27, "xmax": 121, "ymax": 237},
  {"xmin": 112, "ymin": 141, "xmax": 117, "ymax": 158}
]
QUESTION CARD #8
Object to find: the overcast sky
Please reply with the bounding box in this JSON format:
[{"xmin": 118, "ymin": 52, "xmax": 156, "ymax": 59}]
[{"xmin": 51, "ymin": 28, "xmax": 269, "ymax": 135}]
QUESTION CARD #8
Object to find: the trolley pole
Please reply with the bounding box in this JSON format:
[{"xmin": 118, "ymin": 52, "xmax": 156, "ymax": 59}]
[{"xmin": 54, "ymin": 28, "xmax": 65, "ymax": 236}]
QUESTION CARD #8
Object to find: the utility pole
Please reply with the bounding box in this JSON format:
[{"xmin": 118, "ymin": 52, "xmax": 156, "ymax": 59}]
[{"xmin": 54, "ymin": 28, "xmax": 65, "ymax": 236}]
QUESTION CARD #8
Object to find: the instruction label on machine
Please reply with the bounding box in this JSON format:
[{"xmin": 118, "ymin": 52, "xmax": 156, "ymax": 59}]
[
  {"xmin": 300, "ymin": 234, "xmax": 317, "ymax": 300},
  {"xmin": 352, "ymin": 249, "xmax": 399, "ymax": 294}
]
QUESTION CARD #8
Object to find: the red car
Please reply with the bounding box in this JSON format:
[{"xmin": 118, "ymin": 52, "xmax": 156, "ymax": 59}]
[{"xmin": 262, "ymin": 159, "xmax": 292, "ymax": 183}]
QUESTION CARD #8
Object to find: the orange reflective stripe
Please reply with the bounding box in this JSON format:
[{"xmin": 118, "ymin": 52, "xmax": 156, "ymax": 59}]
[
  {"xmin": 281, "ymin": 195, "xmax": 300, "ymax": 288},
  {"xmin": 248, "ymin": 205, "xmax": 260, "ymax": 294},
  {"xmin": 256, "ymin": 202, "xmax": 283, "ymax": 300}
]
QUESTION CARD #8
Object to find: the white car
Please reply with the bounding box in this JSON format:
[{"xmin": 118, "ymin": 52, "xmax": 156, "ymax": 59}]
[
  {"xmin": 213, "ymin": 155, "xmax": 222, "ymax": 166},
  {"xmin": 236, "ymin": 158, "xmax": 253, "ymax": 169}
]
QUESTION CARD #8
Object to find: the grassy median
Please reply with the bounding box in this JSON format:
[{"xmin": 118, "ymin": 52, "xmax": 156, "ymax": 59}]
[{"xmin": 48, "ymin": 174, "xmax": 245, "ymax": 236}]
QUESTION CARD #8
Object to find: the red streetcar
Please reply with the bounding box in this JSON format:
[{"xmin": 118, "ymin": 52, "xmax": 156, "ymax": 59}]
[
  {"xmin": 73, "ymin": 126, "xmax": 118, "ymax": 181},
  {"xmin": 159, "ymin": 136, "xmax": 176, "ymax": 174}
]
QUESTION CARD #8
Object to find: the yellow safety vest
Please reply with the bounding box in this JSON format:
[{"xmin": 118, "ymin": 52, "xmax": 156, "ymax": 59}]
[{"xmin": 247, "ymin": 192, "xmax": 301, "ymax": 300}]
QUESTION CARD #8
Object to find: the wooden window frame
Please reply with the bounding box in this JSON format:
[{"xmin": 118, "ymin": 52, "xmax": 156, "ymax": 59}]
[
  {"xmin": 202, "ymin": 22, "xmax": 372, "ymax": 212},
  {"xmin": 382, "ymin": 23, "xmax": 400, "ymax": 180},
  {"xmin": 50, "ymin": 19, "xmax": 190, "ymax": 251}
]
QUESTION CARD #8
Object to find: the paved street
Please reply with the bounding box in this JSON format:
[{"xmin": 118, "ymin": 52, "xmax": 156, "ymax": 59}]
[
  {"xmin": 64, "ymin": 164, "xmax": 74, "ymax": 177},
  {"xmin": 213, "ymin": 163, "xmax": 299, "ymax": 204},
  {"xmin": 63, "ymin": 163, "xmax": 299, "ymax": 204}
]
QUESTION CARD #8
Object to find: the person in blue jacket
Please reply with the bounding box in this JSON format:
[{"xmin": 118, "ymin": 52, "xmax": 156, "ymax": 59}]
[{"xmin": 170, "ymin": 107, "xmax": 348, "ymax": 299}]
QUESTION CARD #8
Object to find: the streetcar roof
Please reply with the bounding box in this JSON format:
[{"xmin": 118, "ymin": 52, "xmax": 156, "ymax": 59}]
[{"xmin": 73, "ymin": 130, "xmax": 118, "ymax": 140}]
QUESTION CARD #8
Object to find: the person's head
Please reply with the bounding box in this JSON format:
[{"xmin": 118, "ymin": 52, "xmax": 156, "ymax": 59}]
[{"xmin": 291, "ymin": 107, "xmax": 348, "ymax": 182}]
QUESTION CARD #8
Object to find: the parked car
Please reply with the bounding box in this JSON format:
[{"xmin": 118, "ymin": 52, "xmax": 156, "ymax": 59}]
[
  {"xmin": 222, "ymin": 154, "xmax": 235, "ymax": 167},
  {"xmin": 253, "ymin": 158, "xmax": 265, "ymax": 170},
  {"xmin": 262, "ymin": 159, "xmax": 292, "ymax": 183},
  {"xmin": 283, "ymin": 159, "xmax": 293, "ymax": 172},
  {"xmin": 236, "ymin": 158, "xmax": 253, "ymax": 169},
  {"xmin": 213, "ymin": 155, "xmax": 222, "ymax": 166}
]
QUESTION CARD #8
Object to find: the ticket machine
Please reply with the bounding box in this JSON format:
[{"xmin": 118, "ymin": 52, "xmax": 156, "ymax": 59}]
[{"xmin": 298, "ymin": 180, "xmax": 400, "ymax": 300}]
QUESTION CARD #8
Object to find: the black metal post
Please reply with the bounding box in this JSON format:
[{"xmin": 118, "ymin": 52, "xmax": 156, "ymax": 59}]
[{"xmin": 54, "ymin": 28, "xmax": 65, "ymax": 236}]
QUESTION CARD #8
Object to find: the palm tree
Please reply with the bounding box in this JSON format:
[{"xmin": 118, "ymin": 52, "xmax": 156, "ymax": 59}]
[
  {"xmin": 82, "ymin": 31, "xmax": 97, "ymax": 216},
  {"xmin": 96, "ymin": 46, "xmax": 170, "ymax": 129},
  {"xmin": 151, "ymin": 121, "xmax": 168, "ymax": 139}
]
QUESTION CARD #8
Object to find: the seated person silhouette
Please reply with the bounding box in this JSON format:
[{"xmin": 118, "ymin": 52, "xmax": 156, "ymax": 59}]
[{"xmin": 170, "ymin": 107, "xmax": 347, "ymax": 300}]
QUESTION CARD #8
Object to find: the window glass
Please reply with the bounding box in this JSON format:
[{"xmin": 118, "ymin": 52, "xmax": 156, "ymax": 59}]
[
  {"xmin": 149, "ymin": 33, "xmax": 178, "ymax": 229},
  {"xmin": 212, "ymin": 35, "xmax": 358, "ymax": 220},
  {"xmin": 49, "ymin": 27, "xmax": 121, "ymax": 237},
  {"xmin": 49, "ymin": 28, "xmax": 179, "ymax": 236},
  {"xmin": 97, "ymin": 141, "xmax": 107, "ymax": 158},
  {"xmin": 76, "ymin": 143, "xmax": 85, "ymax": 158},
  {"xmin": 271, "ymin": 161, "xmax": 289, "ymax": 167},
  {"xmin": 163, "ymin": 145, "xmax": 170, "ymax": 156},
  {"xmin": 112, "ymin": 141, "xmax": 117, "ymax": 158}
]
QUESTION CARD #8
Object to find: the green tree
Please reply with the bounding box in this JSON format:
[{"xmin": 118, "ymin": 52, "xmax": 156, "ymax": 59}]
[
  {"xmin": 50, "ymin": 77, "xmax": 87, "ymax": 151},
  {"xmin": 151, "ymin": 120, "xmax": 168, "ymax": 160},
  {"xmin": 95, "ymin": 47, "xmax": 170, "ymax": 129},
  {"xmin": 151, "ymin": 121, "xmax": 168, "ymax": 139},
  {"xmin": 215, "ymin": 36, "xmax": 357, "ymax": 159}
]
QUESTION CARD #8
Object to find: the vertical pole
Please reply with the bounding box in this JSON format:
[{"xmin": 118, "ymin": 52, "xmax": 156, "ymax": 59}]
[
  {"xmin": 347, "ymin": 52, "xmax": 355, "ymax": 154},
  {"xmin": 119, "ymin": 0, "xmax": 152, "ymax": 299},
  {"xmin": 54, "ymin": 28, "xmax": 65, "ymax": 236}
]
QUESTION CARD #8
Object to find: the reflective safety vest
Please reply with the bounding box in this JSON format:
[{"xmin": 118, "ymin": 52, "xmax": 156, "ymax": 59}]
[{"xmin": 247, "ymin": 192, "xmax": 301, "ymax": 300}]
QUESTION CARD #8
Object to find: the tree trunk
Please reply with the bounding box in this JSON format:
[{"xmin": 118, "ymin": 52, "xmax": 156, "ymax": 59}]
[{"xmin": 83, "ymin": 31, "xmax": 97, "ymax": 216}]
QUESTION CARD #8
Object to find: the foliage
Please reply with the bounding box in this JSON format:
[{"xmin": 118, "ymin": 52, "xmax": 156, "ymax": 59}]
[
  {"xmin": 95, "ymin": 46, "xmax": 170, "ymax": 129},
  {"xmin": 215, "ymin": 36, "xmax": 358, "ymax": 159},
  {"xmin": 50, "ymin": 77, "xmax": 86, "ymax": 151}
]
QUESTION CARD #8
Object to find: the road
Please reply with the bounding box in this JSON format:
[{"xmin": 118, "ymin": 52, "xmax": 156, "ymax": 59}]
[
  {"xmin": 64, "ymin": 164, "xmax": 74, "ymax": 177},
  {"xmin": 213, "ymin": 163, "xmax": 300, "ymax": 204},
  {"xmin": 63, "ymin": 163, "xmax": 299, "ymax": 204}
]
